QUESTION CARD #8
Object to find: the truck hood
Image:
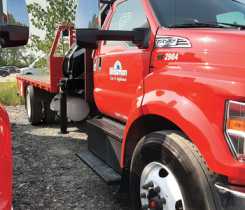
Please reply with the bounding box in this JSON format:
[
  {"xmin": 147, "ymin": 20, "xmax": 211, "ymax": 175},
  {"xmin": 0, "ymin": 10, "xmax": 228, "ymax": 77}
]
[{"xmin": 154, "ymin": 28, "xmax": 245, "ymax": 80}]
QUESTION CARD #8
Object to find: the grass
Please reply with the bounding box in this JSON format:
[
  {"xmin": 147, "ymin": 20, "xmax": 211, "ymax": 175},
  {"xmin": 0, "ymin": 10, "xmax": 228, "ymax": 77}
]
[{"xmin": 0, "ymin": 82, "xmax": 25, "ymax": 106}]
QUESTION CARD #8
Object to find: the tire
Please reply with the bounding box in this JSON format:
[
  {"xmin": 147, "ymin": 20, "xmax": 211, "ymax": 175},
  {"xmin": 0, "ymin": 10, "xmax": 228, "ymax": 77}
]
[
  {"xmin": 2, "ymin": 73, "xmax": 6, "ymax": 77},
  {"xmin": 130, "ymin": 130, "xmax": 226, "ymax": 210},
  {"xmin": 26, "ymin": 86, "xmax": 42, "ymax": 125},
  {"xmin": 42, "ymin": 101, "xmax": 56, "ymax": 124}
]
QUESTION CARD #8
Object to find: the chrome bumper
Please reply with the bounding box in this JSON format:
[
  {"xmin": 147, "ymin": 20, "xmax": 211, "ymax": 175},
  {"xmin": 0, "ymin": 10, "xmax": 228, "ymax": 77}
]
[{"xmin": 215, "ymin": 182, "xmax": 245, "ymax": 209}]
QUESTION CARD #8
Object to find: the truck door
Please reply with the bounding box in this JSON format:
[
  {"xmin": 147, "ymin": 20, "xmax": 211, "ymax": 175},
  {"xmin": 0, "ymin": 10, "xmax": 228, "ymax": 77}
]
[{"xmin": 94, "ymin": 0, "xmax": 152, "ymax": 122}]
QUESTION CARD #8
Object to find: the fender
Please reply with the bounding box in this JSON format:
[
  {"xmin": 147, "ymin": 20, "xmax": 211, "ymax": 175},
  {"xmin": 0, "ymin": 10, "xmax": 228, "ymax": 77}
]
[
  {"xmin": 123, "ymin": 69, "xmax": 245, "ymax": 179},
  {"xmin": 121, "ymin": 80, "xmax": 144, "ymax": 167}
]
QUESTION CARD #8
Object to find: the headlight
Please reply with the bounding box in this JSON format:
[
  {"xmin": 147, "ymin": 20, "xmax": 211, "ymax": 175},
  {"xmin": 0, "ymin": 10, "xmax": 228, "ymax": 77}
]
[{"xmin": 225, "ymin": 100, "xmax": 245, "ymax": 162}]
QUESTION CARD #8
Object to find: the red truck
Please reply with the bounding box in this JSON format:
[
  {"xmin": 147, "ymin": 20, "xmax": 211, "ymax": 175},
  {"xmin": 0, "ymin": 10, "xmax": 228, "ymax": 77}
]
[
  {"xmin": 17, "ymin": 0, "xmax": 245, "ymax": 209},
  {"xmin": 0, "ymin": 0, "xmax": 29, "ymax": 209}
]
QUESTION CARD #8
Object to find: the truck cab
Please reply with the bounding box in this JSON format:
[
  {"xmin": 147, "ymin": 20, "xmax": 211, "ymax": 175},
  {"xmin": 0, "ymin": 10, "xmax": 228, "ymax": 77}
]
[{"xmin": 75, "ymin": 0, "xmax": 245, "ymax": 209}]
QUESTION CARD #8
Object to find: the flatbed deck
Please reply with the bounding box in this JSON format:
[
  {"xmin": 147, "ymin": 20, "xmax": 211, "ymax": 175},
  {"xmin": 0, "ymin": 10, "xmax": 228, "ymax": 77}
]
[
  {"xmin": 18, "ymin": 75, "xmax": 51, "ymax": 84},
  {"xmin": 17, "ymin": 74, "xmax": 53, "ymax": 92}
]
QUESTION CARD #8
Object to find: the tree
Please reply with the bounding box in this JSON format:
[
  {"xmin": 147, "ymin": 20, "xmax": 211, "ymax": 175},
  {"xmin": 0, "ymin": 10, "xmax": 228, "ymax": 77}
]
[
  {"xmin": 27, "ymin": 0, "xmax": 77, "ymax": 54},
  {"xmin": 88, "ymin": 14, "xmax": 98, "ymax": 28},
  {"xmin": 1, "ymin": 47, "xmax": 36, "ymax": 67}
]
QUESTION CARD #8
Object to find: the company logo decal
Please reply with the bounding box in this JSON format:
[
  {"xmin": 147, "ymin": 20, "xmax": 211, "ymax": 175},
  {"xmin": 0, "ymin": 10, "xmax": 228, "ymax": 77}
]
[
  {"xmin": 110, "ymin": 61, "xmax": 127, "ymax": 82},
  {"xmin": 157, "ymin": 54, "xmax": 164, "ymax": 60}
]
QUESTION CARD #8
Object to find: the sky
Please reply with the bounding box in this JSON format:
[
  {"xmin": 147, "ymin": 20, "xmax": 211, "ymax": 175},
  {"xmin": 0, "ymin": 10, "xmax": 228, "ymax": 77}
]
[
  {"xmin": 26, "ymin": 0, "xmax": 48, "ymax": 40},
  {"xmin": 25, "ymin": 0, "xmax": 48, "ymax": 56},
  {"xmin": 8, "ymin": 0, "xmax": 29, "ymax": 26}
]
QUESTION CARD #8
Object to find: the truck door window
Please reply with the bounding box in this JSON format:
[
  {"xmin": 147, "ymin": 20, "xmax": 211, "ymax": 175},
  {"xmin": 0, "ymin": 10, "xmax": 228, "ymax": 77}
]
[{"xmin": 105, "ymin": 0, "xmax": 147, "ymax": 47}]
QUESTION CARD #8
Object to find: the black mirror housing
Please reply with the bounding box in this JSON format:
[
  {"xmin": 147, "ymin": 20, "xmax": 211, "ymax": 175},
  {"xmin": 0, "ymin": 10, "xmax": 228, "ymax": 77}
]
[{"xmin": 0, "ymin": 25, "xmax": 29, "ymax": 48}]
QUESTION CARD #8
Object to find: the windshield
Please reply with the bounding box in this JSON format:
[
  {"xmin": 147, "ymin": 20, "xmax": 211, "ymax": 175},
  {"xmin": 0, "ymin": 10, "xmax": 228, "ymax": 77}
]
[
  {"xmin": 149, "ymin": 0, "xmax": 245, "ymax": 28},
  {"xmin": 29, "ymin": 59, "xmax": 38, "ymax": 68}
]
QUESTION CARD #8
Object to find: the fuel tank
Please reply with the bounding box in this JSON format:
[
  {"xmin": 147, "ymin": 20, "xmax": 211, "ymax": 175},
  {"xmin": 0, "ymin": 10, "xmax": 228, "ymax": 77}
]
[{"xmin": 50, "ymin": 93, "xmax": 89, "ymax": 122}]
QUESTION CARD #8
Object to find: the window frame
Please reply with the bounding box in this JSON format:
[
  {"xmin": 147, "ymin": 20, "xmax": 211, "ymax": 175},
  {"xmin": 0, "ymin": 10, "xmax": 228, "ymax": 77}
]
[{"xmin": 103, "ymin": 0, "xmax": 148, "ymax": 48}]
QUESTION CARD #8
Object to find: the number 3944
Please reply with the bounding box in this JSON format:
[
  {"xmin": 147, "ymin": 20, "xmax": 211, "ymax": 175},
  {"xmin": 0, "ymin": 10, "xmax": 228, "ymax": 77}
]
[{"xmin": 165, "ymin": 53, "xmax": 179, "ymax": 61}]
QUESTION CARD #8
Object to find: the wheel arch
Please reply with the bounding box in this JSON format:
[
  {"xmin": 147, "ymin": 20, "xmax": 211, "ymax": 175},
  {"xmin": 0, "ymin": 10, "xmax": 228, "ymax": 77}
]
[{"xmin": 122, "ymin": 114, "xmax": 181, "ymax": 166}]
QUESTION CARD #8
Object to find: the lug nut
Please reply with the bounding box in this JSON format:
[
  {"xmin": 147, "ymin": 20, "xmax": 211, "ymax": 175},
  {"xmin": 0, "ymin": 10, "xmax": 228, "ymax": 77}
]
[
  {"xmin": 160, "ymin": 197, "xmax": 166, "ymax": 205},
  {"xmin": 148, "ymin": 181, "xmax": 154, "ymax": 187},
  {"xmin": 142, "ymin": 181, "xmax": 154, "ymax": 190},
  {"xmin": 141, "ymin": 204, "xmax": 148, "ymax": 210},
  {"xmin": 153, "ymin": 186, "xmax": 161, "ymax": 193},
  {"xmin": 140, "ymin": 193, "xmax": 147, "ymax": 198}
]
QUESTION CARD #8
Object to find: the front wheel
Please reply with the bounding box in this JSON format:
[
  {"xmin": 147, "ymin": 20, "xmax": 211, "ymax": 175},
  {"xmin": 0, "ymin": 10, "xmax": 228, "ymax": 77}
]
[
  {"xmin": 2, "ymin": 73, "xmax": 6, "ymax": 77},
  {"xmin": 130, "ymin": 130, "xmax": 225, "ymax": 210}
]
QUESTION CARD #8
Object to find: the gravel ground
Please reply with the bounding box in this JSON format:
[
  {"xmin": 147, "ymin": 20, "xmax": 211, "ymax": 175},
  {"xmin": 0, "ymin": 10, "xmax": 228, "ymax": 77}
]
[{"xmin": 5, "ymin": 105, "xmax": 132, "ymax": 210}]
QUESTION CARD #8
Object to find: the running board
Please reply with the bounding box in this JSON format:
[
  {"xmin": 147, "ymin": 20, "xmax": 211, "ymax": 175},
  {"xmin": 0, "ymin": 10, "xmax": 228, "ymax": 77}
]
[
  {"xmin": 76, "ymin": 150, "xmax": 121, "ymax": 186},
  {"xmin": 87, "ymin": 118, "xmax": 125, "ymax": 142},
  {"xmin": 86, "ymin": 118, "xmax": 125, "ymax": 174}
]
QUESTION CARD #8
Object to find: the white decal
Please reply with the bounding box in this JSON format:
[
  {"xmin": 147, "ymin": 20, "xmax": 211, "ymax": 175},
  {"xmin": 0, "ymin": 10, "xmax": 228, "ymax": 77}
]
[
  {"xmin": 110, "ymin": 61, "xmax": 127, "ymax": 76},
  {"xmin": 115, "ymin": 112, "xmax": 122, "ymax": 118},
  {"xmin": 115, "ymin": 113, "xmax": 128, "ymax": 120},
  {"xmin": 166, "ymin": 66, "xmax": 181, "ymax": 69},
  {"xmin": 165, "ymin": 53, "xmax": 179, "ymax": 61},
  {"xmin": 110, "ymin": 61, "xmax": 127, "ymax": 82},
  {"xmin": 122, "ymin": 115, "xmax": 128, "ymax": 120}
]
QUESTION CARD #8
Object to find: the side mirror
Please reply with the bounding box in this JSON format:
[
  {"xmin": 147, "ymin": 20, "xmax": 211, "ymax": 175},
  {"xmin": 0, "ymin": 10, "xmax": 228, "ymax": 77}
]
[
  {"xmin": 75, "ymin": 0, "xmax": 150, "ymax": 49},
  {"xmin": 0, "ymin": 0, "xmax": 29, "ymax": 48}
]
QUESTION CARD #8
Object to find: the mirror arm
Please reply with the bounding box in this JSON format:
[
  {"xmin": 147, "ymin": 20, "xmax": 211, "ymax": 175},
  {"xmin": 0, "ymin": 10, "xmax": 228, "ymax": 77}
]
[{"xmin": 76, "ymin": 29, "xmax": 148, "ymax": 49}]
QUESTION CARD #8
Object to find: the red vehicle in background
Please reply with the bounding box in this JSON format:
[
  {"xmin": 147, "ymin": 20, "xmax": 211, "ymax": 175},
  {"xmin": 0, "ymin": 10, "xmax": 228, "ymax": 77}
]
[
  {"xmin": 0, "ymin": 0, "xmax": 29, "ymax": 209},
  {"xmin": 0, "ymin": 104, "xmax": 12, "ymax": 210}
]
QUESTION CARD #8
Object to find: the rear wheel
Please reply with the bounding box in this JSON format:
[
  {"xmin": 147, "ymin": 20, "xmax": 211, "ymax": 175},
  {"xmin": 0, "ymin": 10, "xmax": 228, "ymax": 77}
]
[
  {"xmin": 26, "ymin": 86, "xmax": 42, "ymax": 125},
  {"xmin": 2, "ymin": 73, "xmax": 6, "ymax": 77},
  {"xmin": 42, "ymin": 101, "xmax": 56, "ymax": 124},
  {"xmin": 130, "ymin": 130, "xmax": 225, "ymax": 210}
]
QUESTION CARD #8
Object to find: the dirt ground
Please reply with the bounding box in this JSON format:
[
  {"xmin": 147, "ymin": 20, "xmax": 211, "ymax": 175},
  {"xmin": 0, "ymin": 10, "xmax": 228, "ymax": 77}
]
[{"xmin": 5, "ymin": 105, "xmax": 132, "ymax": 210}]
